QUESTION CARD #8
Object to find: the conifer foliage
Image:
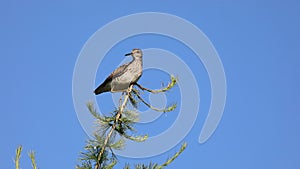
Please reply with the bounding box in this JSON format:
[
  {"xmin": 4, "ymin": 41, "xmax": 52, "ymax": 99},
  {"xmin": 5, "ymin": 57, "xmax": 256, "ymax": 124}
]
[
  {"xmin": 77, "ymin": 76, "xmax": 187, "ymax": 169},
  {"xmin": 13, "ymin": 76, "xmax": 186, "ymax": 169}
]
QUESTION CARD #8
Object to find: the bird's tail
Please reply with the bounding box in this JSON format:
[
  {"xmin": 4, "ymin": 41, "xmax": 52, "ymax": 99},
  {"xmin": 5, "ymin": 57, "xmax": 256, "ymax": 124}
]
[{"xmin": 94, "ymin": 83, "xmax": 110, "ymax": 95}]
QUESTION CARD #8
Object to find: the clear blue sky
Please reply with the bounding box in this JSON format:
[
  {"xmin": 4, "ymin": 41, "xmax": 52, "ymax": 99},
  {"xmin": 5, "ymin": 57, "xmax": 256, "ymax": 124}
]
[{"xmin": 1, "ymin": 1, "xmax": 300, "ymax": 169}]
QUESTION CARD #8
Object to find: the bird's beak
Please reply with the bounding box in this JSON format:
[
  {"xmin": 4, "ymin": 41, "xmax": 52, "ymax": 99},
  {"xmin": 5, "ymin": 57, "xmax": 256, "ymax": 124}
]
[{"xmin": 125, "ymin": 52, "xmax": 132, "ymax": 56}]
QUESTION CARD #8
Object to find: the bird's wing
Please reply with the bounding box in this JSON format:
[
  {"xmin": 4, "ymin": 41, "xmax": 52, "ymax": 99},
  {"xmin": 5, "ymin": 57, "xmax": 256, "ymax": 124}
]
[
  {"xmin": 108, "ymin": 62, "xmax": 130, "ymax": 79},
  {"xmin": 94, "ymin": 63, "xmax": 130, "ymax": 94},
  {"xmin": 98, "ymin": 62, "xmax": 130, "ymax": 87}
]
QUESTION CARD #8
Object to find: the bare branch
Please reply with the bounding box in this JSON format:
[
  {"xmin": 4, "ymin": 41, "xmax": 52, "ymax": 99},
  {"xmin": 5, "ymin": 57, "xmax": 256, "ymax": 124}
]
[
  {"xmin": 95, "ymin": 85, "xmax": 133, "ymax": 169},
  {"xmin": 132, "ymin": 89, "xmax": 177, "ymax": 113},
  {"xmin": 134, "ymin": 76, "xmax": 177, "ymax": 93}
]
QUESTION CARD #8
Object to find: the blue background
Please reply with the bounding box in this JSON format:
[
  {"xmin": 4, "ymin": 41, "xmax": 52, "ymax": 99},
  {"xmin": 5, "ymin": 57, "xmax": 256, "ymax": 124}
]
[{"xmin": 1, "ymin": 1, "xmax": 299, "ymax": 169}]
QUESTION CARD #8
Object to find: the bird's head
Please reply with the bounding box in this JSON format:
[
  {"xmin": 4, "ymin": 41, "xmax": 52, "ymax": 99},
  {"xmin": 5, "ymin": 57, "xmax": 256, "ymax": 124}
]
[{"xmin": 125, "ymin": 49, "xmax": 143, "ymax": 59}]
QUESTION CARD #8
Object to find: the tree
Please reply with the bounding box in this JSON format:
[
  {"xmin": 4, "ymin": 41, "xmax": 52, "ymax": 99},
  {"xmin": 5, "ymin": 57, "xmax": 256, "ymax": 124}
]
[
  {"xmin": 77, "ymin": 75, "xmax": 186, "ymax": 169},
  {"xmin": 13, "ymin": 76, "xmax": 186, "ymax": 169}
]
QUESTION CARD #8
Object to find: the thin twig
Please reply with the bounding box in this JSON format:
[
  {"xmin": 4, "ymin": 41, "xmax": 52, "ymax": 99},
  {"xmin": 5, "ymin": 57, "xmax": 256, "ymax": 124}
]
[
  {"xmin": 95, "ymin": 85, "xmax": 133, "ymax": 169},
  {"xmin": 157, "ymin": 143, "xmax": 187, "ymax": 169},
  {"xmin": 133, "ymin": 76, "xmax": 177, "ymax": 94},
  {"xmin": 132, "ymin": 89, "xmax": 177, "ymax": 113}
]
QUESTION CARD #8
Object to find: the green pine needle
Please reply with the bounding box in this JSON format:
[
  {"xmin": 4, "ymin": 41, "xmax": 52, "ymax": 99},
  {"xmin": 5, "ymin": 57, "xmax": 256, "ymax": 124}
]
[
  {"xmin": 163, "ymin": 104, "xmax": 177, "ymax": 113},
  {"xmin": 103, "ymin": 160, "xmax": 117, "ymax": 169},
  {"xmin": 15, "ymin": 145, "xmax": 22, "ymax": 169},
  {"xmin": 129, "ymin": 94, "xmax": 138, "ymax": 108},
  {"xmin": 87, "ymin": 102, "xmax": 101, "ymax": 119},
  {"xmin": 28, "ymin": 151, "xmax": 38, "ymax": 169},
  {"xmin": 110, "ymin": 139, "xmax": 125, "ymax": 150},
  {"xmin": 123, "ymin": 134, "xmax": 148, "ymax": 142},
  {"xmin": 157, "ymin": 143, "xmax": 187, "ymax": 169},
  {"xmin": 78, "ymin": 75, "xmax": 185, "ymax": 169}
]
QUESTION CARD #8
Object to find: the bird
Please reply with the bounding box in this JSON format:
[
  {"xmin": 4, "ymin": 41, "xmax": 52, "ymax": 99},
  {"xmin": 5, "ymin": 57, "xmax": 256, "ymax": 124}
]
[{"xmin": 94, "ymin": 49, "xmax": 143, "ymax": 95}]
